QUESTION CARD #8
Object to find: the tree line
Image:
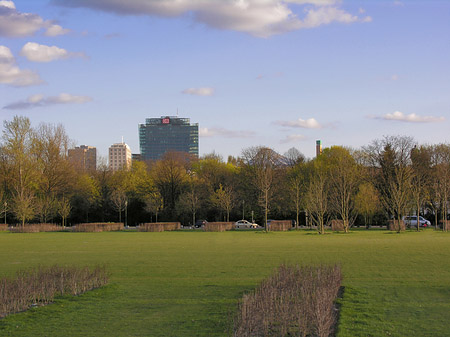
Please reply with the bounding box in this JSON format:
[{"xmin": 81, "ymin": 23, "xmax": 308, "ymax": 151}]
[{"xmin": 1, "ymin": 116, "xmax": 449, "ymax": 233}]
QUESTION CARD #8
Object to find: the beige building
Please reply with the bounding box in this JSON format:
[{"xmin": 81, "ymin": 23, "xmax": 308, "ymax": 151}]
[
  {"xmin": 68, "ymin": 145, "xmax": 97, "ymax": 171},
  {"xmin": 109, "ymin": 142, "xmax": 132, "ymax": 171}
]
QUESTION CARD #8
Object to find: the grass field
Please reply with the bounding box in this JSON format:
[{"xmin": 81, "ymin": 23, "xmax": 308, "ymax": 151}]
[{"xmin": 0, "ymin": 229, "xmax": 449, "ymax": 336}]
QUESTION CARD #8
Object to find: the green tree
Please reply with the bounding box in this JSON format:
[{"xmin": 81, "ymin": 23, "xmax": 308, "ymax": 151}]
[
  {"xmin": 305, "ymin": 158, "xmax": 329, "ymax": 234},
  {"xmin": 211, "ymin": 184, "xmax": 235, "ymax": 222},
  {"xmin": 354, "ymin": 182, "xmax": 379, "ymax": 228},
  {"xmin": 58, "ymin": 196, "xmax": 71, "ymax": 228},
  {"xmin": 325, "ymin": 146, "xmax": 360, "ymax": 233},
  {"xmin": 1, "ymin": 116, "xmax": 38, "ymax": 226}
]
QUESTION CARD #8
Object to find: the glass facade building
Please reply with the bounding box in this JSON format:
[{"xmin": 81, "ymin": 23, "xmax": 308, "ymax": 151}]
[{"xmin": 139, "ymin": 116, "xmax": 199, "ymax": 161}]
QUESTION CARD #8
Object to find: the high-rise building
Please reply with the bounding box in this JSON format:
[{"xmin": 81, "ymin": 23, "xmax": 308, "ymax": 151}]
[
  {"xmin": 109, "ymin": 142, "xmax": 132, "ymax": 171},
  {"xmin": 68, "ymin": 145, "xmax": 97, "ymax": 171},
  {"xmin": 139, "ymin": 116, "xmax": 199, "ymax": 161}
]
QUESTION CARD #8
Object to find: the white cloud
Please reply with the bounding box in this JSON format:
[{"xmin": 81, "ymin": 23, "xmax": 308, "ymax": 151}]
[
  {"xmin": 199, "ymin": 127, "xmax": 255, "ymax": 138},
  {"xmin": 3, "ymin": 93, "xmax": 93, "ymax": 110},
  {"xmin": 45, "ymin": 24, "xmax": 71, "ymax": 36},
  {"xmin": 52, "ymin": 0, "xmax": 371, "ymax": 38},
  {"xmin": 20, "ymin": 42, "xmax": 86, "ymax": 62},
  {"xmin": 0, "ymin": 45, "xmax": 42, "ymax": 87},
  {"xmin": 276, "ymin": 117, "xmax": 322, "ymax": 129},
  {"xmin": 0, "ymin": 1, "xmax": 70, "ymax": 38},
  {"xmin": 0, "ymin": 1, "xmax": 15, "ymax": 9},
  {"xmin": 182, "ymin": 87, "xmax": 215, "ymax": 96},
  {"xmin": 280, "ymin": 134, "xmax": 307, "ymax": 143},
  {"xmin": 374, "ymin": 111, "xmax": 445, "ymax": 123}
]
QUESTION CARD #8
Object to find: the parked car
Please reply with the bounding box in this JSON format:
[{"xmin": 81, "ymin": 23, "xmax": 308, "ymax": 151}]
[
  {"xmin": 194, "ymin": 220, "xmax": 208, "ymax": 228},
  {"xmin": 402, "ymin": 216, "xmax": 431, "ymax": 228},
  {"xmin": 234, "ymin": 220, "xmax": 259, "ymax": 229}
]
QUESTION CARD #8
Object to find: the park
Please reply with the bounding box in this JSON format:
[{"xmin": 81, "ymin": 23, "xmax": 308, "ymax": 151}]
[{"xmin": 0, "ymin": 228, "xmax": 449, "ymax": 336}]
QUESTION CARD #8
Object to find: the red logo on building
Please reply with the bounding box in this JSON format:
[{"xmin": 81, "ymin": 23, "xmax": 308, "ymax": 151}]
[{"xmin": 162, "ymin": 118, "xmax": 170, "ymax": 124}]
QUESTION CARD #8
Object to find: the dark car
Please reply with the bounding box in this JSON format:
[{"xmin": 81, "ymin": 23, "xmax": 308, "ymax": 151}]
[{"xmin": 194, "ymin": 220, "xmax": 207, "ymax": 228}]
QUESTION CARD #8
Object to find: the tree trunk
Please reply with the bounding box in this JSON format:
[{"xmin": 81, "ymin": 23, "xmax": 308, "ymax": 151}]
[{"xmin": 416, "ymin": 201, "xmax": 420, "ymax": 232}]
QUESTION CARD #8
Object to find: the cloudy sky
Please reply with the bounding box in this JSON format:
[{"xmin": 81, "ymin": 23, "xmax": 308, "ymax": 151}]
[{"xmin": 0, "ymin": 0, "xmax": 449, "ymax": 159}]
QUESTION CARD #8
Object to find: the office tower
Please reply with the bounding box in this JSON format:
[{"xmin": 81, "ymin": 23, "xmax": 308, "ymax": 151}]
[
  {"xmin": 68, "ymin": 145, "xmax": 97, "ymax": 171},
  {"xmin": 109, "ymin": 142, "xmax": 132, "ymax": 171},
  {"xmin": 139, "ymin": 116, "xmax": 199, "ymax": 161}
]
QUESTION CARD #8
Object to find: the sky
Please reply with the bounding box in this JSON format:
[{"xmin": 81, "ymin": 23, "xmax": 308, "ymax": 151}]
[{"xmin": 0, "ymin": 0, "xmax": 449, "ymax": 160}]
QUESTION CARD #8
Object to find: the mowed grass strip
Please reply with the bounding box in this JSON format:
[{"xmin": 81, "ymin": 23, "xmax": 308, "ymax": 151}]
[{"xmin": 0, "ymin": 230, "xmax": 449, "ymax": 336}]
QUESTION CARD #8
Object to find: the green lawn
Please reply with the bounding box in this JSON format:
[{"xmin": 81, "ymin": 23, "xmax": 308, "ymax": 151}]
[{"xmin": 0, "ymin": 229, "xmax": 449, "ymax": 336}]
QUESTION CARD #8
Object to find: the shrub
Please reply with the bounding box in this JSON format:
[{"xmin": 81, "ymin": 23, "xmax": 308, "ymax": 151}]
[
  {"xmin": 269, "ymin": 220, "xmax": 291, "ymax": 231},
  {"xmin": 331, "ymin": 220, "xmax": 345, "ymax": 231},
  {"xmin": 0, "ymin": 223, "xmax": 7, "ymax": 232},
  {"xmin": 72, "ymin": 223, "xmax": 123, "ymax": 232},
  {"xmin": 234, "ymin": 264, "xmax": 342, "ymax": 337},
  {"xmin": 10, "ymin": 223, "xmax": 61, "ymax": 233},
  {"xmin": 0, "ymin": 265, "xmax": 109, "ymax": 318},
  {"xmin": 388, "ymin": 220, "xmax": 405, "ymax": 231},
  {"xmin": 138, "ymin": 222, "xmax": 181, "ymax": 232},
  {"xmin": 203, "ymin": 222, "xmax": 234, "ymax": 232}
]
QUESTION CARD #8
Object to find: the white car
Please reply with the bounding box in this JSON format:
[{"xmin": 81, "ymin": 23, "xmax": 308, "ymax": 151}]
[
  {"xmin": 402, "ymin": 216, "xmax": 431, "ymax": 228},
  {"xmin": 235, "ymin": 220, "xmax": 259, "ymax": 229}
]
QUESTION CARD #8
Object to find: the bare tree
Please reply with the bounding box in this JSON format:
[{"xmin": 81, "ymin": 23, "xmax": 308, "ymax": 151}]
[
  {"xmin": 151, "ymin": 152, "xmax": 190, "ymax": 212},
  {"xmin": 410, "ymin": 145, "xmax": 432, "ymax": 231},
  {"xmin": 35, "ymin": 195, "xmax": 57, "ymax": 223},
  {"xmin": 432, "ymin": 144, "xmax": 450, "ymax": 231},
  {"xmin": 287, "ymin": 162, "xmax": 306, "ymax": 229},
  {"xmin": 177, "ymin": 184, "xmax": 200, "ymax": 227},
  {"xmin": 242, "ymin": 146, "xmax": 281, "ymax": 231},
  {"xmin": 364, "ymin": 136, "xmax": 415, "ymax": 232},
  {"xmin": 284, "ymin": 147, "xmax": 305, "ymax": 167},
  {"xmin": 145, "ymin": 191, "xmax": 163, "ymax": 222},
  {"xmin": 110, "ymin": 189, "xmax": 127, "ymax": 223}
]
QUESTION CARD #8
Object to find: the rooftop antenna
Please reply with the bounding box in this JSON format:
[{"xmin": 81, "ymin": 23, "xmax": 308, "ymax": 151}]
[
  {"xmin": 121, "ymin": 136, "xmax": 124, "ymax": 144},
  {"xmin": 177, "ymin": 108, "xmax": 179, "ymax": 117}
]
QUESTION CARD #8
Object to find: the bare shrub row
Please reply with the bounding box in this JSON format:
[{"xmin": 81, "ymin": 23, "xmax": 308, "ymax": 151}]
[
  {"xmin": 72, "ymin": 223, "xmax": 123, "ymax": 232},
  {"xmin": 234, "ymin": 264, "xmax": 342, "ymax": 337},
  {"xmin": 0, "ymin": 224, "xmax": 7, "ymax": 232},
  {"xmin": 9, "ymin": 223, "xmax": 62, "ymax": 233},
  {"xmin": 204, "ymin": 222, "xmax": 234, "ymax": 232},
  {"xmin": 138, "ymin": 222, "xmax": 181, "ymax": 232},
  {"xmin": 0, "ymin": 265, "xmax": 109, "ymax": 318}
]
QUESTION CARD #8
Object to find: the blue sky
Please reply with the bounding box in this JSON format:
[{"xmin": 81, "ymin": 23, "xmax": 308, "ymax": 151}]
[{"xmin": 1, "ymin": 0, "xmax": 449, "ymax": 160}]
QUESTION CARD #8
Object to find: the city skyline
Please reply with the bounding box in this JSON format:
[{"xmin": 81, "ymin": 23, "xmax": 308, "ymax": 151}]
[{"xmin": 1, "ymin": 0, "xmax": 449, "ymax": 160}]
